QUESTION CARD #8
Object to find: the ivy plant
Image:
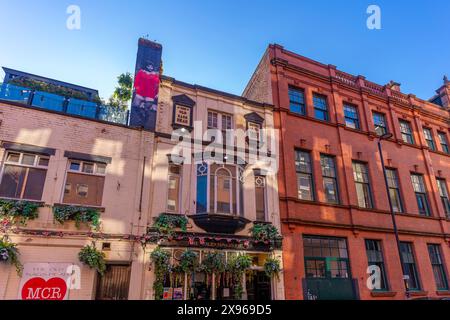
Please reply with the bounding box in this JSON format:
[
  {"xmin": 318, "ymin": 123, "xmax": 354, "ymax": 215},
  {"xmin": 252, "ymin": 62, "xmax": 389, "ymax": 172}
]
[
  {"xmin": 0, "ymin": 237, "xmax": 23, "ymax": 275},
  {"xmin": 150, "ymin": 247, "xmax": 171, "ymax": 300},
  {"xmin": 0, "ymin": 199, "xmax": 42, "ymax": 225},
  {"xmin": 250, "ymin": 223, "xmax": 282, "ymax": 242},
  {"xmin": 153, "ymin": 214, "xmax": 188, "ymax": 235},
  {"xmin": 264, "ymin": 257, "xmax": 281, "ymax": 279},
  {"xmin": 53, "ymin": 206, "xmax": 101, "ymax": 230},
  {"xmin": 78, "ymin": 244, "xmax": 106, "ymax": 275}
]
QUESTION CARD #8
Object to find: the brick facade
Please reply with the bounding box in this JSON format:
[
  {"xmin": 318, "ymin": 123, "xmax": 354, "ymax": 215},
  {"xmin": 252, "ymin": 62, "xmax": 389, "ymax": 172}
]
[{"xmin": 244, "ymin": 44, "xmax": 450, "ymax": 300}]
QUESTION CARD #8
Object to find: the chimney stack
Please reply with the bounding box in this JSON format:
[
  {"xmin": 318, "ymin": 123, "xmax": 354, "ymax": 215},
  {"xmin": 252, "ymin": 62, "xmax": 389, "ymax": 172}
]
[{"xmin": 387, "ymin": 80, "xmax": 401, "ymax": 92}]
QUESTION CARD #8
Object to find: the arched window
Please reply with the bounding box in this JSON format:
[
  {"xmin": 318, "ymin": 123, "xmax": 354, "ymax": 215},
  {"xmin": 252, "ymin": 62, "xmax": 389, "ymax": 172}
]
[{"xmin": 196, "ymin": 162, "xmax": 244, "ymax": 215}]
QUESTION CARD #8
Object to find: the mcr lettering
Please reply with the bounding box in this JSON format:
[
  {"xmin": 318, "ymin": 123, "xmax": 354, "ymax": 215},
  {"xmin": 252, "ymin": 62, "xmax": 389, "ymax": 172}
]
[{"xmin": 21, "ymin": 277, "xmax": 68, "ymax": 300}]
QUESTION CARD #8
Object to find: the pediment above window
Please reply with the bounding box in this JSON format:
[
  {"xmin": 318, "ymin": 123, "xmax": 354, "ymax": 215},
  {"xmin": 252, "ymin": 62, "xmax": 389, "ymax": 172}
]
[{"xmin": 244, "ymin": 112, "xmax": 264, "ymax": 124}]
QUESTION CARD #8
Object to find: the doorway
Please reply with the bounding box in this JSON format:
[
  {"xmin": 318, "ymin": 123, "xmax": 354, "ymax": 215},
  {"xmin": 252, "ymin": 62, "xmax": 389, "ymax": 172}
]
[
  {"xmin": 95, "ymin": 264, "xmax": 131, "ymax": 300},
  {"xmin": 247, "ymin": 271, "xmax": 272, "ymax": 301}
]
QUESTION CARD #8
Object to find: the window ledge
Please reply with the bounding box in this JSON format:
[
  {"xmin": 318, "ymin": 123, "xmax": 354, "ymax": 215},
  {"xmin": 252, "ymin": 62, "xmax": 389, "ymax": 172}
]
[
  {"xmin": 436, "ymin": 290, "xmax": 450, "ymax": 296},
  {"xmin": 53, "ymin": 203, "xmax": 105, "ymax": 212},
  {"xmin": 408, "ymin": 290, "xmax": 428, "ymax": 297},
  {"xmin": 0, "ymin": 197, "xmax": 45, "ymax": 205},
  {"xmin": 370, "ymin": 291, "xmax": 397, "ymax": 298}
]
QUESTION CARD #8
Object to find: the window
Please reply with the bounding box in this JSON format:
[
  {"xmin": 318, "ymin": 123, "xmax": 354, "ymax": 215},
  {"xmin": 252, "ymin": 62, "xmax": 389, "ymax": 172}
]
[
  {"xmin": 410, "ymin": 173, "xmax": 431, "ymax": 216},
  {"xmin": 295, "ymin": 150, "xmax": 314, "ymax": 201},
  {"xmin": 167, "ymin": 164, "xmax": 181, "ymax": 213},
  {"xmin": 320, "ymin": 155, "xmax": 339, "ymax": 204},
  {"xmin": 352, "ymin": 162, "xmax": 373, "ymax": 208},
  {"xmin": 400, "ymin": 242, "xmax": 421, "ymax": 291},
  {"xmin": 343, "ymin": 104, "xmax": 360, "ymax": 129},
  {"xmin": 207, "ymin": 111, "xmax": 218, "ymax": 129},
  {"xmin": 386, "ymin": 169, "xmax": 403, "ymax": 213},
  {"xmin": 303, "ymin": 236, "xmax": 350, "ymax": 279},
  {"xmin": 427, "ymin": 244, "xmax": 449, "ymax": 290},
  {"xmin": 222, "ymin": 114, "xmax": 233, "ymax": 131},
  {"xmin": 365, "ymin": 240, "xmax": 389, "ymax": 291},
  {"xmin": 423, "ymin": 128, "xmax": 436, "ymax": 151},
  {"xmin": 207, "ymin": 111, "xmax": 233, "ymax": 141},
  {"xmin": 196, "ymin": 162, "xmax": 244, "ymax": 216},
  {"xmin": 373, "ymin": 112, "xmax": 387, "ymax": 136},
  {"xmin": 254, "ymin": 175, "xmax": 266, "ymax": 221},
  {"xmin": 248, "ymin": 122, "xmax": 261, "ymax": 142},
  {"xmin": 399, "ymin": 120, "xmax": 414, "ymax": 144},
  {"xmin": 436, "ymin": 178, "xmax": 450, "ymax": 218},
  {"xmin": 63, "ymin": 160, "xmax": 106, "ymax": 206},
  {"xmin": 313, "ymin": 94, "xmax": 329, "ymax": 121},
  {"xmin": 438, "ymin": 132, "xmax": 449, "ymax": 154},
  {"xmin": 288, "ymin": 87, "xmax": 306, "ymax": 115},
  {"xmin": 0, "ymin": 152, "xmax": 49, "ymax": 201}
]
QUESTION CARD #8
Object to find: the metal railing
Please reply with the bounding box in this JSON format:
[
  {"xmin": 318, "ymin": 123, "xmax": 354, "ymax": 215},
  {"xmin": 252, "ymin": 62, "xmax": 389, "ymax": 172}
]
[{"xmin": 0, "ymin": 82, "xmax": 129, "ymax": 125}]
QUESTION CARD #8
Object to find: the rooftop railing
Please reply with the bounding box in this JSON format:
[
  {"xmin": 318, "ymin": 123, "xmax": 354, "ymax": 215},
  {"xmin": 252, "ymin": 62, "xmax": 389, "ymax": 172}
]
[{"xmin": 0, "ymin": 82, "xmax": 129, "ymax": 125}]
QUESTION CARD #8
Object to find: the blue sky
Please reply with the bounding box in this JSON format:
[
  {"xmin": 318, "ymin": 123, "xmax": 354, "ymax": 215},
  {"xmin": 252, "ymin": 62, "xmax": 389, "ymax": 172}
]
[{"xmin": 1, "ymin": 0, "xmax": 449, "ymax": 101}]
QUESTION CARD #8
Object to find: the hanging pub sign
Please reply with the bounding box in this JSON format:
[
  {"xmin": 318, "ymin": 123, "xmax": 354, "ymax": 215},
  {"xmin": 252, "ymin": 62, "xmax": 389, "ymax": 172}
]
[
  {"xmin": 18, "ymin": 263, "xmax": 78, "ymax": 300},
  {"xmin": 129, "ymin": 38, "xmax": 163, "ymax": 132}
]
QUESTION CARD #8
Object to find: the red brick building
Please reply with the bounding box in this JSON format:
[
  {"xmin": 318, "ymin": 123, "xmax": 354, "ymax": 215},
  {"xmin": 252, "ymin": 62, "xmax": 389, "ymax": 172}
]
[{"xmin": 244, "ymin": 44, "xmax": 450, "ymax": 300}]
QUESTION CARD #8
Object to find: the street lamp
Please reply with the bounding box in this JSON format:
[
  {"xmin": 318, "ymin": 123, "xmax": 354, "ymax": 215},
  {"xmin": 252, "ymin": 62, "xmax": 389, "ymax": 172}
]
[{"xmin": 377, "ymin": 132, "xmax": 410, "ymax": 299}]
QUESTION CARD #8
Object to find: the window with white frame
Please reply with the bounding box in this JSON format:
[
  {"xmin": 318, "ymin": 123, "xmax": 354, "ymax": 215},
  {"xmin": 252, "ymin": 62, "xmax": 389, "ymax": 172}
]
[
  {"xmin": 248, "ymin": 121, "xmax": 261, "ymax": 142},
  {"xmin": 207, "ymin": 110, "xmax": 233, "ymax": 130},
  {"xmin": 167, "ymin": 164, "xmax": 182, "ymax": 213},
  {"xmin": 63, "ymin": 160, "xmax": 106, "ymax": 206},
  {"xmin": 196, "ymin": 162, "xmax": 244, "ymax": 216},
  {"xmin": 0, "ymin": 151, "xmax": 49, "ymax": 200}
]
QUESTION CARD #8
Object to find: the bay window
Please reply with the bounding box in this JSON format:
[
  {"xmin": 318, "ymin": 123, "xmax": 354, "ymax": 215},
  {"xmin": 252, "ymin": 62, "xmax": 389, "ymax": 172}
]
[{"xmin": 196, "ymin": 162, "xmax": 244, "ymax": 216}]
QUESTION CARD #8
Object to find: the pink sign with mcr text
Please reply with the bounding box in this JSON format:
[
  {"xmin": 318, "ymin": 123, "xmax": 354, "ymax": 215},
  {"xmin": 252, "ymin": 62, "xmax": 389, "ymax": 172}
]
[{"xmin": 18, "ymin": 263, "xmax": 75, "ymax": 300}]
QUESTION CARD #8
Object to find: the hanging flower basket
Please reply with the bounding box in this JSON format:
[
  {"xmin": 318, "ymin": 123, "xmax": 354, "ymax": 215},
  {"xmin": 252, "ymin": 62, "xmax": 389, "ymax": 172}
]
[
  {"xmin": 250, "ymin": 223, "xmax": 282, "ymax": 243},
  {"xmin": 153, "ymin": 213, "xmax": 188, "ymax": 235},
  {"xmin": 78, "ymin": 244, "xmax": 106, "ymax": 275},
  {"xmin": 264, "ymin": 257, "xmax": 281, "ymax": 279},
  {"xmin": 0, "ymin": 237, "xmax": 23, "ymax": 275}
]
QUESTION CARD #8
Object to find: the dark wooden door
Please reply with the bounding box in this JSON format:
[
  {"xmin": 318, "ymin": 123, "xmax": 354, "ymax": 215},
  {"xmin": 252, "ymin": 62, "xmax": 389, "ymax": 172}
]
[{"xmin": 95, "ymin": 264, "xmax": 131, "ymax": 300}]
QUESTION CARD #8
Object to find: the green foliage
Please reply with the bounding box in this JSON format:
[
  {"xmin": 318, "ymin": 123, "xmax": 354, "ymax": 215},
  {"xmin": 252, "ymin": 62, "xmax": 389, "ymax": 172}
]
[
  {"xmin": 150, "ymin": 247, "xmax": 171, "ymax": 300},
  {"xmin": 78, "ymin": 244, "xmax": 106, "ymax": 275},
  {"xmin": 199, "ymin": 252, "xmax": 226, "ymax": 275},
  {"xmin": 250, "ymin": 223, "xmax": 282, "ymax": 242},
  {"xmin": 0, "ymin": 237, "xmax": 23, "ymax": 275},
  {"xmin": 226, "ymin": 254, "xmax": 253, "ymax": 300},
  {"xmin": 108, "ymin": 73, "xmax": 133, "ymax": 110},
  {"xmin": 227, "ymin": 254, "xmax": 253, "ymax": 272},
  {"xmin": 0, "ymin": 199, "xmax": 41, "ymax": 225},
  {"xmin": 9, "ymin": 77, "xmax": 102, "ymax": 104},
  {"xmin": 153, "ymin": 214, "xmax": 188, "ymax": 235},
  {"xmin": 264, "ymin": 257, "xmax": 281, "ymax": 279},
  {"xmin": 179, "ymin": 250, "xmax": 198, "ymax": 274},
  {"xmin": 53, "ymin": 206, "xmax": 101, "ymax": 230}
]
